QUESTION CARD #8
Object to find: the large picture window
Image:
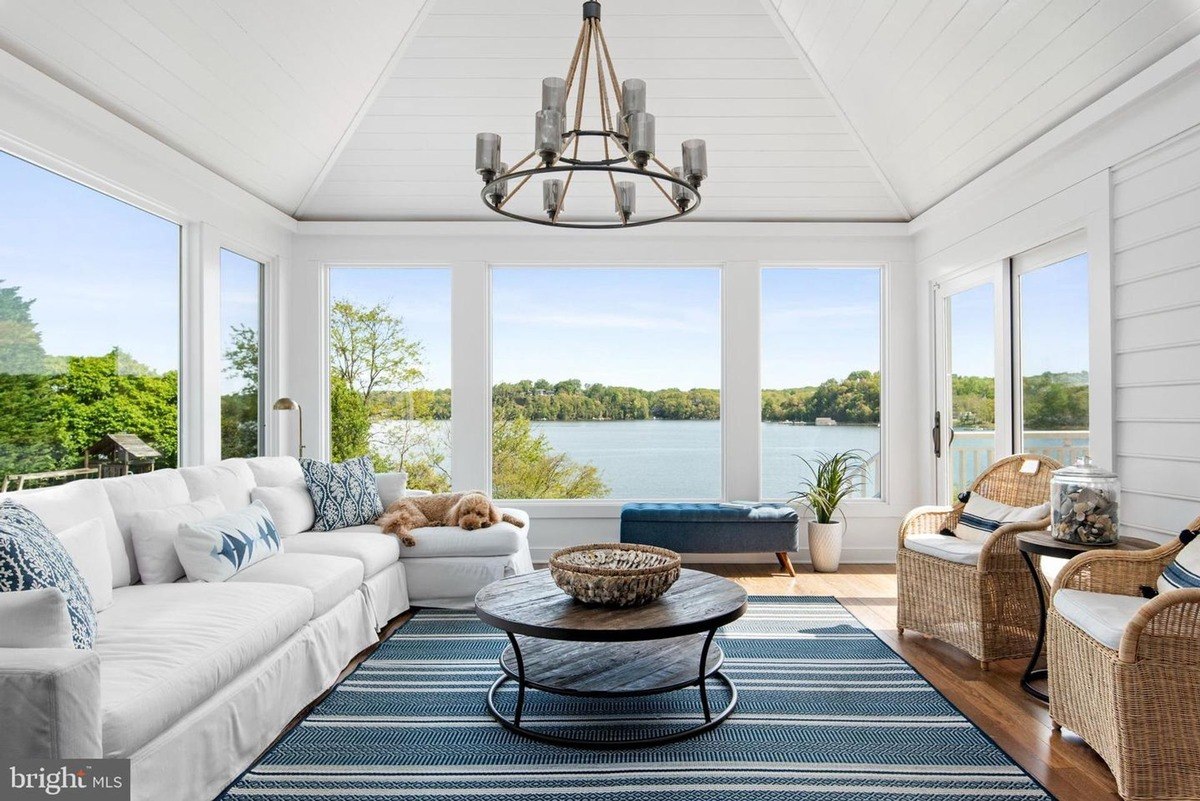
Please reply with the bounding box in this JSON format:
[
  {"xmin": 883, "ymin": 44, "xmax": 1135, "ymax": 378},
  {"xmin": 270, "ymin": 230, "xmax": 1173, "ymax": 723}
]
[
  {"xmin": 761, "ymin": 267, "xmax": 882, "ymax": 500},
  {"xmin": 0, "ymin": 150, "xmax": 181, "ymax": 484},
  {"xmin": 491, "ymin": 268, "xmax": 721, "ymax": 500},
  {"xmin": 327, "ymin": 267, "xmax": 451, "ymax": 491},
  {"xmin": 220, "ymin": 249, "xmax": 264, "ymax": 459}
]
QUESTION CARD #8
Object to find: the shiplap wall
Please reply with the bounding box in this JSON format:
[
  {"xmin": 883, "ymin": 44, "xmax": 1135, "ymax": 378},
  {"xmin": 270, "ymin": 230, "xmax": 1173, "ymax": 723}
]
[{"xmin": 1111, "ymin": 125, "xmax": 1200, "ymax": 541}]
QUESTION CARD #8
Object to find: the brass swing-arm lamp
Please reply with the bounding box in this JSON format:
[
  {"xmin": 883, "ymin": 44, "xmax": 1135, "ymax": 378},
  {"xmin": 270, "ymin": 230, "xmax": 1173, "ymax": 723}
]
[{"xmin": 272, "ymin": 397, "xmax": 304, "ymax": 458}]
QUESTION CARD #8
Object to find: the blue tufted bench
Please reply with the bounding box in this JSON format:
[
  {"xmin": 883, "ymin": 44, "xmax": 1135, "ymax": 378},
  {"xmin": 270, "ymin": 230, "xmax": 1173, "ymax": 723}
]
[{"xmin": 620, "ymin": 502, "xmax": 800, "ymax": 576}]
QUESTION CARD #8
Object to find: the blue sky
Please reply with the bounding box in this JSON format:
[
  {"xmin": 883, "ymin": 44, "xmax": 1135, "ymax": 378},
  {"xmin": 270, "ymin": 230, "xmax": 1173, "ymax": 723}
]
[
  {"xmin": 0, "ymin": 150, "xmax": 180, "ymax": 373},
  {"xmin": 220, "ymin": 249, "xmax": 262, "ymax": 394}
]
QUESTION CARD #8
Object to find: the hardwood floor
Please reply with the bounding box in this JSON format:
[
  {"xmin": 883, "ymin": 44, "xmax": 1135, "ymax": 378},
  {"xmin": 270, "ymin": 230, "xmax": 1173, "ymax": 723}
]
[
  {"xmin": 273, "ymin": 563, "xmax": 1119, "ymax": 801},
  {"xmin": 703, "ymin": 562, "xmax": 1119, "ymax": 801}
]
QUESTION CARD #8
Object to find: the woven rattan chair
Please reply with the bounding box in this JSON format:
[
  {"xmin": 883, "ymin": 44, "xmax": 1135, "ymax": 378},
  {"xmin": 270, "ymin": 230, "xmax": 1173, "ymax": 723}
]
[
  {"xmin": 896, "ymin": 454, "xmax": 1061, "ymax": 669},
  {"xmin": 1048, "ymin": 521, "xmax": 1200, "ymax": 801}
]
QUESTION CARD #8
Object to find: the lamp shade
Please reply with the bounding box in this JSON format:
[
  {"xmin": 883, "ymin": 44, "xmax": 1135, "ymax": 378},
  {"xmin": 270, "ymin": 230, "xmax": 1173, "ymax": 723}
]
[{"xmin": 272, "ymin": 397, "xmax": 298, "ymax": 411}]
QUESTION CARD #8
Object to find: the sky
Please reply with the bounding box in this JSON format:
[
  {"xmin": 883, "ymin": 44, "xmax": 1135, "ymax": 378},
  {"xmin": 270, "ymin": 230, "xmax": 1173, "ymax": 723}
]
[
  {"xmin": 0, "ymin": 150, "xmax": 180, "ymax": 373},
  {"xmin": 220, "ymin": 249, "xmax": 262, "ymax": 394}
]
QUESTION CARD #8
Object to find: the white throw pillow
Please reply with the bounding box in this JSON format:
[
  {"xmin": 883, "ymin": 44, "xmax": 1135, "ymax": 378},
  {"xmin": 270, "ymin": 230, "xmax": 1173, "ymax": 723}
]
[
  {"xmin": 175, "ymin": 501, "xmax": 283, "ymax": 582},
  {"xmin": 953, "ymin": 494, "xmax": 1051, "ymax": 543},
  {"xmin": 0, "ymin": 588, "xmax": 73, "ymax": 649},
  {"xmin": 250, "ymin": 482, "xmax": 315, "ymax": 537},
  {"xmin": 57, "ymin": 518, "xmax": 113, "ymax": 612},
  {"xmin": 376, "ymin": 471, "xmax": 408, "ymax": 509},
  {"xmin": 130, "ymin": 496, "xmax": 225, "ymax": 584},
  {"xmin": 1159, "ymin": 530, "xmax": 1200, "ymax": 595}
]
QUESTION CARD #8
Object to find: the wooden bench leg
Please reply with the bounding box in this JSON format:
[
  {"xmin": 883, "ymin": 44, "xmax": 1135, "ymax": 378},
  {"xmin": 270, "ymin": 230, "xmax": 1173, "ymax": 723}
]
[{"xmin": 776, "ymin": 552, "xmax": 796, "ymax": 577}]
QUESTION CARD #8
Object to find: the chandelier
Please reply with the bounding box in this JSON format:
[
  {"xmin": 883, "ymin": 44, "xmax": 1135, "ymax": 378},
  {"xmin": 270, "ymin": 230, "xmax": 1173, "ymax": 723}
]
[{"xmin": 473, "ymin": 1, "xmax": 707, "ymax": 229}]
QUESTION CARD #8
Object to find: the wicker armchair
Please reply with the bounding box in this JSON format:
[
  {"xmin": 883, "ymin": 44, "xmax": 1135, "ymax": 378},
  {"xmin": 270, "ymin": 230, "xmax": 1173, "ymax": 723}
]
[
  {"xmin": 1048, "ymin": 521, "xmax": 1199, "ymax": 801},
  {"xmin": 896, "ymin": 454, "xmax": 1061, "ymax": 668}
]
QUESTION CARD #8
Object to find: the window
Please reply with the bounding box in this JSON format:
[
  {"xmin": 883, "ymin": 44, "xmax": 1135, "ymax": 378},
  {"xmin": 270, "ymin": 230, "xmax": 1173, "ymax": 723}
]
[
  {"xmin": 327, "ymin": 267, "xmax": 451, "ymax": 492},
  {"xmin": 491, "ymin": 268, "xmax": 721, "ymax": 500},
  {"xmin": 220, "ymin": 249, "xmax": 264, "ymax": 459},
  {"xmin": 1015, "ymin": 252, "xmax": 1089, "ymax": 463},
  {"xmin": 947, "ymin": 283, "xmax": 997, "ymax": 498},
  {"xmin": 0, "ymin": 150, "xmax": 181, "ymax": 483},
  {"xmin": 761, "ymin": 267, "xmax": 882, "ymax": 499}
]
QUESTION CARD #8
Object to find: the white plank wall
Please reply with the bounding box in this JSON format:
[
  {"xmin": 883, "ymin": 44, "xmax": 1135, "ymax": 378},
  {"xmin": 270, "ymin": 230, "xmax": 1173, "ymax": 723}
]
[{"xmin": 1112, "ymin": 125, "xmax": 1200, "ymax": 541}]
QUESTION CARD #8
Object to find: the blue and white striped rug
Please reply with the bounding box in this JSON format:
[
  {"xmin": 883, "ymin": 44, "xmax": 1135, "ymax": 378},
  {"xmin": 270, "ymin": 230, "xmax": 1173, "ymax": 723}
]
[{"xmin": 221, "ymin": 596, "xmax": 1054, "ymax": 800}]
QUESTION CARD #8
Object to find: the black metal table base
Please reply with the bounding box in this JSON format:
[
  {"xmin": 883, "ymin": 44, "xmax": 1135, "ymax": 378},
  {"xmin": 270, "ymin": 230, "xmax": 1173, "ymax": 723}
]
[
  {"xmin": 1019, "ymin": 550, "xmax": 1051, "ymax": 703},
  {"xmin": 485, "ymin": 628, "xmax": 739, "ymax": 748}
]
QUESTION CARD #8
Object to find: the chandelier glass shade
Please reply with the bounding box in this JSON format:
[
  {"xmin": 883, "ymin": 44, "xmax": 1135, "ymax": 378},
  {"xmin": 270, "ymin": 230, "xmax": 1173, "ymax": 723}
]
[{"xmin": 474, "ymin": 1, "xmax": 707, "ymax": 229}]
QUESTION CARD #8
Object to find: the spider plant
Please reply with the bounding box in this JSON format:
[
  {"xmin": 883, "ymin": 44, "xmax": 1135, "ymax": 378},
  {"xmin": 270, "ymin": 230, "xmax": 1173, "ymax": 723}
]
[{"xmin": 789, "ymin": 450, "xmax": 869, "ymax": 524}]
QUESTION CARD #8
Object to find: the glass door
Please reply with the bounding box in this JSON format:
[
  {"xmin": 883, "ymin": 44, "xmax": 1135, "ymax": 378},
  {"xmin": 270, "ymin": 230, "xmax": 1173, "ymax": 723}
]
[{"xmin": 933, "ymin": 265, "xmax": 1011, "ymax": 503}]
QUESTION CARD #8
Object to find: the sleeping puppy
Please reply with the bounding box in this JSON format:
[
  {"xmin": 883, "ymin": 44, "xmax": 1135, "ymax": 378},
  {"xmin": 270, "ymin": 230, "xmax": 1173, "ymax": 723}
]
[{"xmin": 376, "ymin": 491, "xmax": 525, "ymax": 547}]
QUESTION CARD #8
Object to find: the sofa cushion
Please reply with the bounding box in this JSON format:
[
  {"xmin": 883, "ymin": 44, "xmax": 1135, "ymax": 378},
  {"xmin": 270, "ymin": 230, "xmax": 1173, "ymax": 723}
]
[
  {"xmin": 903, "ymin": 533, "xmax": 983, "ymax": 566},
  {"xmin": 250, "ymin": 482, "xmax": 315, "ymax": 537},
  {"xmin": 0, "ymin": 501, "xmax": 97, "ymax": 649},
  {"xmin": 301, "ymin": 457, "xmax": 384, "ymax": 531},
  {"xmin": 376, "ymin": 472, "xmax": 407, "ymax": 509},
  {"xmin": 176, "ymin": 501, "xmax": 283, "ymax": 582},
  {"xmin": 246, "ymin": 456, "xmax": 304, "ymax": 488},
  {"xmin": 227, "ymin": 553, "xmax": 364, "ymax": 618},
  {"xmin": 395, "ymin": 509, "xmax": 530, "ymax": 559},
  {"xmin": 58, "ymin": 518, "xmax": 114, "ymax": 611},
  {"xmin": 7, "ymin": 480, "xmax": 129, "ymax": 588},
  {"xmin": 101, "ymin": 471, "xmax": 192, "ymax": 585},
  {"xmin": 1054, "ymin": 588, "xmax": 1149, "ymax": 651},
  {"xmin": 178, "ymin": 460, "xmax": 255, "ymax": 511},
  {"xmin": 283, "ymin": 529, "xmax": 399, "ymax": 577},
  {"xmin": 96, "ymin": 582, "xmax": 312, "ymax": 757},
  {"xmin": 0, "ymin": 587, "xmax": 74, "ymax": 649},
  {"xmin": 130, "ymin": 496, "xmax": 225, "ymax": 584}
]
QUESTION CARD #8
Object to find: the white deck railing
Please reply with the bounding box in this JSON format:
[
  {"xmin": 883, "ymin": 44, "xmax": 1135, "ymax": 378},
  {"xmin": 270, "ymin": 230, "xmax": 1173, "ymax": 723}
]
[{"xmin": 951, "ymin": 429, "xmax": 1089, "ymax": 494}]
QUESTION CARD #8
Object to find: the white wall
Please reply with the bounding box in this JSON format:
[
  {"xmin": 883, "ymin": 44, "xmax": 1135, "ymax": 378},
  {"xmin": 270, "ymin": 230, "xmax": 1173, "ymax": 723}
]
[
  {"xmin": 0, "ymin": 50, "xmax": 296, "ymax": 466},
  {"xmin": 911, "ymin": 41, "xmax": 1200, "ymax": 542},
  {"xmin": 290, "ymin": 222, "xmax": 918, "ymax": 563}
]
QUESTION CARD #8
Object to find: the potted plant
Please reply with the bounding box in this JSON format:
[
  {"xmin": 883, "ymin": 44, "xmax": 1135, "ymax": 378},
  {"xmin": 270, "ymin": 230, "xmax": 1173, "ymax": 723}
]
[{"xmin": 790, "ymin": 450, "xmax": 868, "ymax": 573}]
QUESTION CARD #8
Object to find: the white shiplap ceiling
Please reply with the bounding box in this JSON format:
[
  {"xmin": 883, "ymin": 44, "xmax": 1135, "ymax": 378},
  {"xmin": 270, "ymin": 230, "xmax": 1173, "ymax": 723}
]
[{"xmin": 0, "ymin": 0, "xmax": 1197, "ymax": 222}]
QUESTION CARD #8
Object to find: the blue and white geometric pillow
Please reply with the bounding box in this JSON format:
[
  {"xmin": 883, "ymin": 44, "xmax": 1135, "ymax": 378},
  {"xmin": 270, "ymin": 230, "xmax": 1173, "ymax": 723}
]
[
  {"xmin": 1158, "ymin": 529, "xmax": 1200, "ymax": 594},
  {"xmin": 175, "ymin": 500, "xmax": 283, "ymax": 583},
  {"xmin": 952, "ymin": 494, "xmax": 1051, "ymax": 543},
  {"xmin": 301, "ymin": 456, "xmax": 384, "ymax": 532},
  {"xmin": 0, "ymin": 500, "xmax": 96, "ymax": 649}
]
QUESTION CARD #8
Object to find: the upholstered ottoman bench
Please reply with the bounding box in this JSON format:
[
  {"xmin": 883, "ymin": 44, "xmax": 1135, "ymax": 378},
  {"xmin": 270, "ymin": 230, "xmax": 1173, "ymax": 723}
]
[{"xmin": 619, "ymin": 502, "xmax": 801, "ymax": 576}]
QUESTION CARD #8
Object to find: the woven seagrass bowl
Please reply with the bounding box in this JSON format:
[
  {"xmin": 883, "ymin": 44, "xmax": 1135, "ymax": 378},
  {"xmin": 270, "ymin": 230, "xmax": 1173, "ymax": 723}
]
[{"xmin": 549, "ymin": 543, "xmax": 682, "ymax": 607}]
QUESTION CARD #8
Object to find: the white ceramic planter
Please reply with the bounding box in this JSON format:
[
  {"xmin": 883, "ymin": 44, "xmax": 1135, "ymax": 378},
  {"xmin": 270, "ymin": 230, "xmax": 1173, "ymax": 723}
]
[{"xmin": 808, "ymin": 521, "xmax": 845, "ymax": 573}]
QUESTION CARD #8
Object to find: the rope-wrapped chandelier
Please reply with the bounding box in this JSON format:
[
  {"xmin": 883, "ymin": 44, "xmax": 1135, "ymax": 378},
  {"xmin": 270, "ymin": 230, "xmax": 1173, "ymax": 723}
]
[{"xmin": 474, "ymin": 0, "xmax": 707, "ymax": 229}]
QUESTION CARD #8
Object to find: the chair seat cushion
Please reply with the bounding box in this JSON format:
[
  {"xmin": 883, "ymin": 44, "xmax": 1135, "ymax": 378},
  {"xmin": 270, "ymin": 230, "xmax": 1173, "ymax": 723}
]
[
  {"xmin": 283, "ymin": 529, "xmax": 400, "ymax": 577},
  {"xmin": 226, "ymin": 553, "xmax": 364, "ymax": 618},
  {"xmin": 620, "ymin": 502, "xmax": 797, "ymax": 523},
  {"xmin": 1053, "ymin": 588, "xmax": 1149, "ymax": 651},
  {"xmin": 903, "ymin": 533, "xmax": 983, "ymax": 566},
  {"xmin": 96, "ymin": 582, "xmax": 312, "ymax": 757}
]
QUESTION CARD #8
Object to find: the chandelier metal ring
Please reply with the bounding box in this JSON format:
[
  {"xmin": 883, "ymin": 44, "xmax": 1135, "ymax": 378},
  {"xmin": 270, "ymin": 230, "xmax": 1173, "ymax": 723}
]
[
  {"xmin": 473, "ymin": 1, "xmax": 708, "ymax": 229},
  {"xmin": 481, "ymin": 163, "xmax": 702, "ymax": 230}
]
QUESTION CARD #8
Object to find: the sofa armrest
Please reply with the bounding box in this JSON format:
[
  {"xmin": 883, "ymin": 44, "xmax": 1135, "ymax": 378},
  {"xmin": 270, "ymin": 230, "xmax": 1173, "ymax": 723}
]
[{"xmin": 0, "ymin": 648, "xmax": 102, "ymax": 758}]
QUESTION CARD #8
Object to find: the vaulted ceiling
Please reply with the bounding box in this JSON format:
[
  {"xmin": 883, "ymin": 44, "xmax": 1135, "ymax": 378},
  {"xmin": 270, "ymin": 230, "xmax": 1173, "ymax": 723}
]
[{"xmin": 1, "ymin": 0, "xmax": 1197, "ymax": 223}]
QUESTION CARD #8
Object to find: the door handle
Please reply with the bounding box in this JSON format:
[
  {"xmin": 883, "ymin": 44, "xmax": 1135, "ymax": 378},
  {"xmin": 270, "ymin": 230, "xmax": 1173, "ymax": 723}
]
[{"xmin": 932, "ymin": 412, "xmax": 942, "ymax": 459}]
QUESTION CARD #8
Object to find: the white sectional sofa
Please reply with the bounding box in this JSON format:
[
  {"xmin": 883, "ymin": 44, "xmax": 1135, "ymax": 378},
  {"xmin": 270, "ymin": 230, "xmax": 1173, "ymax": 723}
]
[{"xmin": 0, "ymin": 456, "xmax": 532, "ymax": 801}]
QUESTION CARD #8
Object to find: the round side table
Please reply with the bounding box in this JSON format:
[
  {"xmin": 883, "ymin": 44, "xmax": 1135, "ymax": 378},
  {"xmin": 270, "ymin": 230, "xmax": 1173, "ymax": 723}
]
[{"xmin": 1015, "ymin": 531, "xmax": 1159, "ymax": 702}]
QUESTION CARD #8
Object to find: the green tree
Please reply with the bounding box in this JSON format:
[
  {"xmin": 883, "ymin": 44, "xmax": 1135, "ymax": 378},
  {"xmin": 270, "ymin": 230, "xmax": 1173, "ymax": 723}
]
[
  {"xmin": 330, "ymin": 375, "xmax": 370, "ymax": 461},
  {"xmin": 492, "ymin": 410, "xmax": 608, "ymax": 499},
  {"xmin": 221, "ymin": 324, "xmax": 260, "ymax": 459},
  {"xmin": 0, "ymin": 281, "xmax": 61, "ymax": 477},
  {"xmin": 329, "ymin": 300, "xmax": 424, "ymax": 411}
]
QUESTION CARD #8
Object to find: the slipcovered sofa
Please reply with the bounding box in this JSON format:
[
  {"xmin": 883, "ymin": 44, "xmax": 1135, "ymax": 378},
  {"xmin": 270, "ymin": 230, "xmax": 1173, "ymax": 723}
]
[{"xmin": 0, "ymin": 456, "xmax": 532, "ymax": 801}]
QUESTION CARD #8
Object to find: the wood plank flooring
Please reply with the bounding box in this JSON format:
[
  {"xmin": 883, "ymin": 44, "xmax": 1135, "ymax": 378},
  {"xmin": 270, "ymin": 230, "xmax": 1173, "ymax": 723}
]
[{"xmin": 270, "ymin": 563, "xmax": 1119, "ymax": 801}]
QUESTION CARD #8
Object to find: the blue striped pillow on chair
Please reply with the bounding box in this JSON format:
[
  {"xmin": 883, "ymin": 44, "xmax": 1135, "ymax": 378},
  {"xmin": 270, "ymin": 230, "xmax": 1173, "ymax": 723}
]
[
  {"xmin": 952, "ymin": 494, "xmax": 1051, "ymax": 543},
  {"xmin": 1158, "ymin": 529, "xmax": 1200, "ymax": 594}
]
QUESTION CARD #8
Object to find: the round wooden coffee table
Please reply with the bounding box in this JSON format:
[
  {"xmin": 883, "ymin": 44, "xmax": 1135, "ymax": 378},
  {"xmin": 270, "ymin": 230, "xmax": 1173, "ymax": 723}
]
[
  {"xmin": 474, "ymin": 568, "xmax": 748, "ymax": 748},
  {"xmin": 1016, "ymin": 531, "xmax": 1160, "ymax": 702}
]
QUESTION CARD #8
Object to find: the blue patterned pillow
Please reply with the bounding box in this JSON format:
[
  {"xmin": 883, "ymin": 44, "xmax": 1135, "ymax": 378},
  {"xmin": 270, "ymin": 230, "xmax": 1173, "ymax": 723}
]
[
  {"xmin": 0, "ymin": 500, "xmax": 96, "ymax": 649},
  {"xmin": 175, "ymin": 500, "xmax": 283, "ymax": 582},
  {"xmin": 301, "ymin": 456, "xmax": 384, "ymax": 531}
]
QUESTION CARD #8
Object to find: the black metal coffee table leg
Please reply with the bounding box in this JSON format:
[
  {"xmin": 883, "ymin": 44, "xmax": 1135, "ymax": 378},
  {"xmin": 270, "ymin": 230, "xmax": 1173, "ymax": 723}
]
[
  {"xmin": 1019, "ymin": 550, "xmax": 1050, "ymax": 702},
  {"xmin": 505, "ymin": 632, "xmax": 526, "ymax": 724},
  {"xmin": 698, "ymin": 626, "xmax": 717, "ymax": 723}
]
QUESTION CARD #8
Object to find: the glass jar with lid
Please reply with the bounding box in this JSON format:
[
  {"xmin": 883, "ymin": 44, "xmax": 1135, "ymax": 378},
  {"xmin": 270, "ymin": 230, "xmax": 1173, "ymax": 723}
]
[{"xmin": 1051, "ymin": 457, "xmax": 1120, "ymax": 545}]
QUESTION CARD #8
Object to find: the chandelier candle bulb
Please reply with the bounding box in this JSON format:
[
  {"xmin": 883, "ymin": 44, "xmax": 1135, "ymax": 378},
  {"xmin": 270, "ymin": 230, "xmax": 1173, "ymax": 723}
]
[
  {"xmin": 489, "ymin": 163, "xmax": 509, "ymax": 206},
  {"xmin": 682, "ymin": 138, "xmax": 708, "ymax": 187},
  {"xmin": 615, "ymin": 180, "xmax": 636, "ymax": 221},
  {"xmin": 535, "ymin": 109, "xmax": 565, "ymax": 165},
  {"xmin": 475, "ymin": 132, "xmax": 501, "ymax": 181},
  {"xmin": 543, "ymin": 178, "xmax": 564, "ymax": 218},
  {"xmin": 627, "ymin": 112, "xmax": 655, "ymax": 168},
  {"xmin": 621, "ymin": 79, "xmax": 647, "ymax": 131},
  {"xmin": 541, "ymin": 77, "xmax": 567, "ymax": 115},
  {"xmin": 672, "ymin": 167, "xmax": 692, "ymax": 210}
]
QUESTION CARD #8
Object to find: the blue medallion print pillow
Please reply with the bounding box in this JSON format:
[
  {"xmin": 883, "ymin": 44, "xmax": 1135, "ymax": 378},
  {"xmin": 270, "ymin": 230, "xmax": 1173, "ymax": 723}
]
[
  {"xmin": 301, "ymin": 456, "xmax": 384, "ymax": 531},
  {"xmin": 0, "ymin": 500, "xmax": 96, "ymax": 649}
]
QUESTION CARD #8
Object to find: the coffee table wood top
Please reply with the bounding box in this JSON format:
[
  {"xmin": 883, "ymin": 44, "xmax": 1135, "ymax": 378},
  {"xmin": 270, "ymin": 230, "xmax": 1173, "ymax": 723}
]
[
  {"xmin": 475, "ymin": 568, "xmax": 748, "ymax": 642},
  {"xmin": 1016, "ymin": 531, "xmax": 1161, "ymax": 559}
]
